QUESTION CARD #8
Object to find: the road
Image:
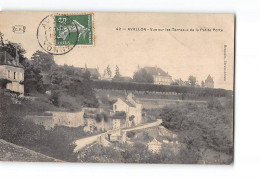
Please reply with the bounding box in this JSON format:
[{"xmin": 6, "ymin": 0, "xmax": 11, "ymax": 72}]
[
  {"xmin": 74, "ymin": 133, "xmax": 104, "ymax": 152},
  {"xmin": 73, "ymin": 119, "xmax": 162, "ymax": 152},
  {"xmin": 122, "ymin": 119, "xmax": 162, "ymax": 132}
]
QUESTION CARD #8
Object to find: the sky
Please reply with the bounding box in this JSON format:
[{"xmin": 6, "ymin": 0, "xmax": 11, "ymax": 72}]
[{"xmin": 0, "ymin": 12, "xmax": 234, "ymax": 90}]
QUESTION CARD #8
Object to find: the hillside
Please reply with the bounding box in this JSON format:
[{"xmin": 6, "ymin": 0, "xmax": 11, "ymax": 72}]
[{"xmin": 0, "ymin": 139, "xmax": 62, "ymax": 162}]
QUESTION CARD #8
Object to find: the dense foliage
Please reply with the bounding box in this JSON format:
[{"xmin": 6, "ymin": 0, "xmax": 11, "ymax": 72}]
[
  {"xmin": 188, "ymin": 75, "xmax": 197, "ymax": 87},
  {"xmin": 133, "ymin": 68, "xmax": 154, "ymax": 83},
  {"xmin": 92, "ymin": 80, "xmax": 232, "ymax": 97},
  {"xmin": 160, "ymin": 97, "xmax": 233, "ymax": 160},
  {"xmin": 0, "ymin": 90, "xmax": 82, "ymax": 161},
  {"xmin": 80, "ymin": 139, "xmax": 200, "ymax": 164},
  {"xmin": 48, "ymin": 65, "xmax": 98, "ymax": 109}
]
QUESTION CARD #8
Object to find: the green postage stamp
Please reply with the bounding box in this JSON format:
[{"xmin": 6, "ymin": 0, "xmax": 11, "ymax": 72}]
[{"xmin": 54, "ymin": 14, "xmax": 94, "ymax": 46}]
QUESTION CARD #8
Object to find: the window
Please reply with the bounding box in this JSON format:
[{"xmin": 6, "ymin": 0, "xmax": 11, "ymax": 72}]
[
  {"xmin": 14, "ymin": 72, "xmax": 16, "ymax": 79},
  {"xmin": 8, "ymin": 70, "xmax": 10, "ymax": 78},
  {"xmin": 114, "ymin": 105, "xmax": 117, "ymax": 110}
]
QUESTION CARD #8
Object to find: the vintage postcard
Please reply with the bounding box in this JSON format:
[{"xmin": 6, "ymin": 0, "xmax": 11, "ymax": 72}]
[{"xmin": 0, "ymin": 12, "xmax": 234, "ymax": 164}]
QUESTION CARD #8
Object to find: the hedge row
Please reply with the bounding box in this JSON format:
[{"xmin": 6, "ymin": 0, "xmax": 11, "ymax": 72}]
[{"xmin": 92, "ymin": 80, "xmax": 232, "ymax": 97}]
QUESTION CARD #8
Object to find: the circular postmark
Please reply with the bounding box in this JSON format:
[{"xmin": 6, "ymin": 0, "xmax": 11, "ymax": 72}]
[{"xmin": 37, "ymin": 14, "xmax": 79, "ymax": 55}]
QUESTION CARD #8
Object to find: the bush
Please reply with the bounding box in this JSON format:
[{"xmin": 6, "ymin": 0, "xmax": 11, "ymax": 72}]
[
  {"xmin": 160, "ymin": 107, "xmax": 189, "ymax": 131},
  {"xmin": 126, "ymin": 131, "xmax": 135, "ymax": 138},
  {"xmin": 207, "ymin": 98, "xmax": 223, "ymax": 110},
  {"xmin": 83, "ymin": 98, "xmax": 99, "ymax": 108},
  {"xmin": 58, "ymin": 94, "xmax": 81, "ymax": 111},
  {"xmin": 95, "ymin": 114, "xmax": 102, "ymax": 123}
]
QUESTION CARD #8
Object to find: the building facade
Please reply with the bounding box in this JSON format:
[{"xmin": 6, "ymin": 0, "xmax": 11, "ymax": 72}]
[
  {"xmin": 0, "ymin": 50, "xmax": 24, "ymax": 95},
  {"xmin": 205, "ymin": 75, "xmax": 214, "ymax": 88},
  {"xmin": 83, "ymin": 108, "xmax": 110, "ymax": 133},
  {"xmin": 113, "ymin": 93, "xmax": 142, "ymax": 127},
  {"xmin": 143, "ymin": 66, "xmax": 172, "ymax": 85},
  {"xmin": 112, "ymin": 118, "xmax": 121, "ymax": 129},
  {"xmin": 147, "ymin": 138, "xmax": 162, "ymax": 153}
]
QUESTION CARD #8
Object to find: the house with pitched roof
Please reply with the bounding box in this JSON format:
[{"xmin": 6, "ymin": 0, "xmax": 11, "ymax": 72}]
[
  {"xmin": 143, "ymin": 66, "xmax": 172, "ymax": 85},
  {"xmin": 0, "ymin": 49, "xmax": 24, "ymax": 95},
  {"xmin": 147, "ymin": 138, "xmax": 162, "ymax": 153},
  {"xmin": 113, "ymin": 93, "xmax": 142, "ymax": 127}
]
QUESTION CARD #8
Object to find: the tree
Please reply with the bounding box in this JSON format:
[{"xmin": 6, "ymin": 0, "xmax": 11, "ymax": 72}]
[
  {"xmin": 49, "ymin": 66, "xmax": 98, "ymax": 108},
  {"xmin": 23, "ymin": 62, "xmax": 45, "ymax": 94},
  {"xmin": 174, "ymin": 78, "xmax": 184, "ymax": 86},
  {"xmin": 0, "ymin": 32, "xmax": 4, "ymax": 47},
  {"xmin": 103, "ymin": 65, "xmax": 112, "ymax": 78},
  {"xmin": 31, "ymin": 50, "xmax": 56, "ymax": 72},
  {"xmin": 160, "ymin": 107, "xmax": 190, "ymax": 131},
  {"xmin": 188, "ymin": 75, "xmax": 197, "ymax": 87},
  {"xmin": 133, "ymin": 69, "xmax": 154, "ymax": 83},
  {"xmin": 106, "ymin": 65, "xmax": 112, "ymax": 77},
  {"xmin": 201, "ymin": 81, "xmax": 205, "ymax": 88},
  {"xmin": 114, "ymin": 65, "xmax": 121, "ymax": 79}
]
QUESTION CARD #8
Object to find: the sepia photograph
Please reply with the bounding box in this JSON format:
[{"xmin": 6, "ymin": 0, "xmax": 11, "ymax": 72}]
[{"xmin": 0, "ymin": 11, "xmax": 234, "ymax": 164}]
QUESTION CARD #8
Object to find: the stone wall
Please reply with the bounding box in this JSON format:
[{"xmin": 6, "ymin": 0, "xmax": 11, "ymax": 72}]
[
  {"xmin": 26, "ymin": 108, "xmax": 87, "ymax": 129},
  {"xmin": 49, "ymin": 109, "xmax": 86, "ymax": 128}
]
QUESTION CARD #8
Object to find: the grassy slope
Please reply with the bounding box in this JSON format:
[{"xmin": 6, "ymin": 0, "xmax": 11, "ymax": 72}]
[{"xmin": 0, "ymin": 139, "xmax": 62, "ymax": 162}]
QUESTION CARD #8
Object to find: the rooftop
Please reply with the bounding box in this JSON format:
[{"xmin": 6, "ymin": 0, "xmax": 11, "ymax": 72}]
[
  {"xmin": 148, "ymin": 138, "xmax": 162, "ymax": 145},
  {"xmin": 143, "ymin": 66, "xmax": 171, "ymax": 77},
  {"xmin": 0, "ymin": 51, "xmax": 23, "ymax": 68},
  {"xmin": 120, "ymin": 97, "xmax": 136, "ymax": 107},
  {"xmin": 87, "ymin": 68, "xmax": 101, "ymax": 77}
]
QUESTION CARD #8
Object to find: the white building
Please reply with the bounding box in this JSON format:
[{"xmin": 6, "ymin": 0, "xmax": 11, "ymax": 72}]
[
  {"xmin": 147, "ymin": 138, "xmax": 162, "ymax": 153},
  {"xmin": 0, "ymin": 50, "xmax": 24, "ymax": 95},
  {"xmin": 143, "ymin": 66, "xmax": 172, "ymax": 85},
  {"xmin": 112, "ymin": 118, "xmax": 121, "ymax": 129},
  {"xmin": 113, "ymin": 93, "xmax": 142, "ymax": 127}
]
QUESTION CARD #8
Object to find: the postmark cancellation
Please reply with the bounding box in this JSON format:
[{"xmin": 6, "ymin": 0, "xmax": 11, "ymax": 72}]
[{"xmin": 37, "ymin": 13, "xmax": 94, "ymax": 55}]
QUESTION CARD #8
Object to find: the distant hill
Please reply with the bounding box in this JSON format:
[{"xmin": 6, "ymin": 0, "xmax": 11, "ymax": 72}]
[{"xmin": 0, "ymin": 139, "xmax": 62, "ymax": 162}]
